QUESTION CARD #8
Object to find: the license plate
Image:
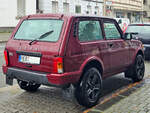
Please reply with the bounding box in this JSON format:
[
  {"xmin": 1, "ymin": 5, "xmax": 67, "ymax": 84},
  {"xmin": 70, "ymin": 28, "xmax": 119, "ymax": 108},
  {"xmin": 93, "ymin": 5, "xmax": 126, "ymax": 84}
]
[{"xmin": 19, "ymin": 55, "xmax": 40, "ymax": 64}]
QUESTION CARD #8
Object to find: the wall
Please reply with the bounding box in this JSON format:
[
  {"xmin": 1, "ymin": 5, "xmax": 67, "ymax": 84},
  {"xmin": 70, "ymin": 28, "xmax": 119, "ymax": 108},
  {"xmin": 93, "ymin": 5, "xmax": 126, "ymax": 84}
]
[
  {"xmin": 143, "ymin": 0, "xmax": 150, "ymax": 22},
  {"xmin": 105, "ymin": 0, "xmax": 143, "ymax": 23},
  {"xmin": 0, "ymin": 0, "xmax": 18, "ymax": 27},
  {"xmin": 0, "ymin": 0, "xmax": 36, "ymax": 27},
  {"xmin": 39, "ymin": 0, "xmax": 103, "ymax": 16},
  {"xmin": 25, "ymin": 0, "xmax": 36, "ymax": 15},
  {"xmin": 0, "ymin": 0, "xmax": 103, "ymax": 27}
]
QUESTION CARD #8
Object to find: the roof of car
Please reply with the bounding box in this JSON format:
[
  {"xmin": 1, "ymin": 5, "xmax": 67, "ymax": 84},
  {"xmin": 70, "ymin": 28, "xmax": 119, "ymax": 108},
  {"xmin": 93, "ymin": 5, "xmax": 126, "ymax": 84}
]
[{"xmin": 25, "ymin": 13, "xmax": 115, "ymax": 20}]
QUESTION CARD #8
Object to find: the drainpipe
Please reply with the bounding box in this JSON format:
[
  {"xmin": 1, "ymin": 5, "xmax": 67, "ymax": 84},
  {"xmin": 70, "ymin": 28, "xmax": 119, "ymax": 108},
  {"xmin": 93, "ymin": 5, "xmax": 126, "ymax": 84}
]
[
  {"xmin": 103, "ymin": 0, "xmax": 106, "ymax": 16},
  {"xmin": 141, "ymin": 0, "xmax": 144, "ymax": 23}
]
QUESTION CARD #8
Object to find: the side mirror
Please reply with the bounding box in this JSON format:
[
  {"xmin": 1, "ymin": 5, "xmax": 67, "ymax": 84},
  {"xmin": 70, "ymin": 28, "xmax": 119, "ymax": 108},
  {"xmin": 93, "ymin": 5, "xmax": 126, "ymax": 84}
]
[
  {"xmin": 118, "ymin": 19, "xmax": 122, "ymax": 24},
  {"xmin": 123, "ymin": 32, "xmax": 138, "ymax": 40},
  {"xmin": 123, "ymin": 33, "xmax": 132, "ymax": 40}
]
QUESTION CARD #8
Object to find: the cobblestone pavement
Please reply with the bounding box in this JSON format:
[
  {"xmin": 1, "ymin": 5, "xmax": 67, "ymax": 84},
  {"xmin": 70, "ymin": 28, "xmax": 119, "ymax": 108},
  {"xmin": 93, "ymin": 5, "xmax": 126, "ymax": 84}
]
[
  {"xmin": 1, "ymin": 76, "xmax": 150, "ymax": 113},
  {"xmin": 0, "ymin": 85, "xmax": 85, "ymax": 113},
  {"xmin": 84, "ymin": 77, "xmax": 150, "ymax": 113},
  {"xmin": 103, "ymin": 82, "xmax": 150, "ymax": 113},
  {"xmin": 1, "ymin": 33, "xmax": 150, "ymax": 113},
  {"xmin": 0, "ymin": 33, "xmax": 11, "ymax": 43},
  {"xmin": 0, "ymin": 74, "xmax": 132, "ymax": 113}
]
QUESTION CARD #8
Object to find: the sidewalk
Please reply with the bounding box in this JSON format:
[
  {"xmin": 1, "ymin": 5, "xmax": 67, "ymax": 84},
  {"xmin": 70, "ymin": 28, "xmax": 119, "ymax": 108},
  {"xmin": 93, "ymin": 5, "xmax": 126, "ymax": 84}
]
[
  {"xmin": 0, "ymin": 77, "xmax": 150, "ymax": 113},
  {"xmin": 84, "ymin": 77, "xmax": 150, "ymax": 113},
  {"xmin": 0, "ymin": 85, "xmax": 84, "ymax": 113},
  {"xmin": 0, "ymin": 33, "xmax": 11, "ymax": 43}
]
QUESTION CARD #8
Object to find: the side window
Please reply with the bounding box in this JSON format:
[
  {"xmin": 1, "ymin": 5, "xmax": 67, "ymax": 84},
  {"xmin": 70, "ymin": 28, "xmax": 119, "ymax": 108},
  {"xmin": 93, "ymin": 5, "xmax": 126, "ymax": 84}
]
[
  {"xmin": 104, "ymin": 22, "xmax": 121, "ymax": 39},
  {"xmin": 78, "ymin": 20, "xmax": 103, "ymax": 42}
]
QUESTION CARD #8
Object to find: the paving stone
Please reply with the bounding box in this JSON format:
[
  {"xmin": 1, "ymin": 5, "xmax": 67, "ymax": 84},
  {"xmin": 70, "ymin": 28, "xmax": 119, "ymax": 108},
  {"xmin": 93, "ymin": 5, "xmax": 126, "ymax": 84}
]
[
  {"xmin": 1, "ymin": 55, "xmax": 150, "ymax": 113},
  {"xmin": 87, "ymin": 77, "xmax": 150, "ymax": 113}
]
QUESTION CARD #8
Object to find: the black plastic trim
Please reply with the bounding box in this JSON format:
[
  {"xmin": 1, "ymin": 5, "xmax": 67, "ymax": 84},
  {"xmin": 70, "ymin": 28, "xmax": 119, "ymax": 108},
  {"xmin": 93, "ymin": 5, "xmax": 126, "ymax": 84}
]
[
  {"xmin": 16, "ymin": 51, "xmax": 42, "ymax": 57},
  {"xmin": 6, "ymin": 67, "xmax": 68, "ymax": 88}
]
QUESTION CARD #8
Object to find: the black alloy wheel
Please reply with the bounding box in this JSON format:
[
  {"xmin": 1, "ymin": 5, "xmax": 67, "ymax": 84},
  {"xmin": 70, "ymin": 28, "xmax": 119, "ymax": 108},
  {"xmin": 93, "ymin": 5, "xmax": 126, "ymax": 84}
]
[
  {"xmin": 132, "ymin": 55, "xmax": 145, "ymax": 82},
  {"xmin": 75, "ymin": 67, "xmax": 102, "ymax": 108}
]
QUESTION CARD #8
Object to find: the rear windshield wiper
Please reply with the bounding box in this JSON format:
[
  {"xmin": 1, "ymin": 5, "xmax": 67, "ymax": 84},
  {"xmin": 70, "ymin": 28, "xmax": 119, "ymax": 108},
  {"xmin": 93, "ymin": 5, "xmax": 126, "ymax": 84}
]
[{"xmin": 29, "ymin": 30, "xmax": 54, "ymax": 45}]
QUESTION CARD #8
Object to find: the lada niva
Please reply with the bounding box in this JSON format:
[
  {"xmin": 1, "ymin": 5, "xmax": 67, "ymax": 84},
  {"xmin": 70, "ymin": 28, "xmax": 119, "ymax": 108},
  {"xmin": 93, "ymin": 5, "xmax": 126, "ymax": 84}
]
[{"xmin": 3, "ymin": 14, "xmax": 145, "ymax": 107}]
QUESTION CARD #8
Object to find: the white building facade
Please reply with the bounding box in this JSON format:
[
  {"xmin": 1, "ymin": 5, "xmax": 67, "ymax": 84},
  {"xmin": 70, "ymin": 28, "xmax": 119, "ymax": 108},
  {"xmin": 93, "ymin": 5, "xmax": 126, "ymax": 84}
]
[
  {"xmin": 104, "ymin": 0, "xmax": 143, "ymax": 23},
  {"xmin": 0, "ymin": 0, "xmax": 103, "ymax": 28},
  {"xmin": 0, "ymin": 0, "xmax": 36, "ymax": 27},
  {"xmin": 38, "ymin": 0, "xmax": 103, "ymax": 16}
]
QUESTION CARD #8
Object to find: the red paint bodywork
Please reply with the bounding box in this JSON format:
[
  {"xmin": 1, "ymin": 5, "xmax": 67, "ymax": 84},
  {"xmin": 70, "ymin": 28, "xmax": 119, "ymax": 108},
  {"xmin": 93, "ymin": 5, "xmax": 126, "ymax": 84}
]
[{"xmin": 2, "ymin": 14, "xmax": 144, "ymax": 86}]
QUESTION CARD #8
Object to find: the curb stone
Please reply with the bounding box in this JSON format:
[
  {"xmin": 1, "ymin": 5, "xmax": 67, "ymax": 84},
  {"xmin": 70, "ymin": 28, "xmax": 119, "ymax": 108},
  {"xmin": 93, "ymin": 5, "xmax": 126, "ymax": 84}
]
[{"xmin": 0, "ymin": 40, "xmax": 7, "ymax": 43}]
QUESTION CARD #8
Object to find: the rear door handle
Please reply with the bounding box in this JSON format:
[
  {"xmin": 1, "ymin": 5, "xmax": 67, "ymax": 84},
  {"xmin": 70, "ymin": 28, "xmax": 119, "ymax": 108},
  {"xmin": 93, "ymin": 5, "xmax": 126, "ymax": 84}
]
[
  {"xmin": 108, "ymin": 43, "xmax": 113, "ymax": 47},
  {"xmin": 25, "ymin": 65, "xmax": 32, "ymax": 68}
]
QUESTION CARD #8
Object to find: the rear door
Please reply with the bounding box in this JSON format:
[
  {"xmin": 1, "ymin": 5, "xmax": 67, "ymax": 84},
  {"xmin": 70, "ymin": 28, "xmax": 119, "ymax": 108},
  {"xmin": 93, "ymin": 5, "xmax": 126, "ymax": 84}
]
[
  {"xmin": 77, "ymin": 17, "xmax": 110, "ymax": 74},
  {"xmin": 63, "ymin": 18, "xmax": 84, "ymax": 73},
  {"xmin": 7, "ymin": 19, "xmax": 65, "ymax": 73},
  {"xmin": 102, "ymin": 19, "xmax": 130, "ymax": 73}
]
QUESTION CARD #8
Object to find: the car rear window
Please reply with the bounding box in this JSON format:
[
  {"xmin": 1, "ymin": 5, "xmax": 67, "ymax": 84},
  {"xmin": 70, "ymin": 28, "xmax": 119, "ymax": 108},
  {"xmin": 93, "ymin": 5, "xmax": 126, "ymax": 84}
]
[
  {"xmin": 126, "ymin": 25, "xmax": 150, "ymax": 34},
  {"xmin": 14, "ymin": 19, "xmax": 64, "ymax": 42}
]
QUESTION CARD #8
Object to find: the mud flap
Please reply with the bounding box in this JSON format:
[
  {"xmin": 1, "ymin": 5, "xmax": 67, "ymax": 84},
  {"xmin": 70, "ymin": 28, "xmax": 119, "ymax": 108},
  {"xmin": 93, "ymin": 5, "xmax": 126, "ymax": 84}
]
[
  {"xmin": 6, "ymin": 74, "xmax": 13, "ymax": 85},
  {"xmin": 62, "ymin": 84, "xmax": 76, "ymax": 102},
  {"xmin": 125, "ymin": 65, "xmax": 134, "ymax": 78}
]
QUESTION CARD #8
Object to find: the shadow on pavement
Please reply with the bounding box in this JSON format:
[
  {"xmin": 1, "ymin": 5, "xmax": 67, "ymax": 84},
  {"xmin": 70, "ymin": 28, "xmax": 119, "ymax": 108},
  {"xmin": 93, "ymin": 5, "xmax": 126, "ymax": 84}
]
[
  {"xmin": 84, "ymin": 74, "xmax": 148, "ymax": 113},
  {"xmin": 14, "ymin": 73, "xmax": 132, "ymax": 113},
  {"xmin": 0, "ymin": 72, "xmax": 146, "ymax": 113},
  {"xmin": 101, "ymin": 73, "xmax": 132, "ymax": 97}
]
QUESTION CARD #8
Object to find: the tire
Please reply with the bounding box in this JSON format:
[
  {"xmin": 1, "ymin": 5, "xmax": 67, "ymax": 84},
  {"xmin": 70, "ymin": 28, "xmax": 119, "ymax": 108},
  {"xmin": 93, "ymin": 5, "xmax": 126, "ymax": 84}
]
[
  {"xmin": 75, "ymin": 67, "xmax": 102, "ymax": 108},
  {"xmin": 18, "ymin": 80, "xmax": 41, "ymax": 92},
  {"xmin": 125, "ymin": 55, "xmax": 145, "ymax": 82}
]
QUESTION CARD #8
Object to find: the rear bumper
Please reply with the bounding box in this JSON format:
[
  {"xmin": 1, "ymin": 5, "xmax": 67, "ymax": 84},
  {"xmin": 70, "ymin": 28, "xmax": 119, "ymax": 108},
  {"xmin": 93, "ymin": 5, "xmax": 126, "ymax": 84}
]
[{"xmin": 2, "ymin": 65, "xmax": 81, "ymax": 87}]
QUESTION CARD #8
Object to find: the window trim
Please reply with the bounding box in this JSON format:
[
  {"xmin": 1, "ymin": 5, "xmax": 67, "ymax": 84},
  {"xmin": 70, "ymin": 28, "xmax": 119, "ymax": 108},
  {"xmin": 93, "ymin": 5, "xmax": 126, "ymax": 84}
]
[
  {"xmin": 77, "ymin": 18, "xmax": 104, "ymax": 43},
  {"xmin": 13, "ymin": 19, "xmax": 64, "ymax": 43},
  {"xmin": 102, "ymin": 19, "xmax": 122, "ymax": 40}
]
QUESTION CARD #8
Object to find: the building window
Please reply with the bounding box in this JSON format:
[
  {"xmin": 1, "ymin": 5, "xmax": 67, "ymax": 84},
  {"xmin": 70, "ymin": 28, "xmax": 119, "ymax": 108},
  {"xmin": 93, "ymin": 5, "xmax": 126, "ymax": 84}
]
[
  {"xmin": 135, "ymin": 14, "xmax": 141, "ymax": 22},
  {"xmin": 127, "ymin": 13, "xmax": 131, "ymax": 21},
  {"xmin": 116, "ymin": 12, "xmax": 124, "ymax": 18},
  {"xmin": 17, "ymin": 0, "xmax": 25, "ymax": 18},
  {"xmin": 95, "ymin": 6, "xmax": 99, "ymax": 15},
  {"xmin": 36, "ymin": 0, "xmax": 39, "ymax": 12},
  {"xmin": 87, "ymin": 5, "xmax": 92, "ymax": 14},
  {"xmin": 52, "ymin": 1, "xmax": 58, "ymax": 13},
  {"xmin": 143, "ymin": 0, "xmax": 147, "ymax": 5},
  {"xmin": 75, "ymin": 5, "xmax": 81, "ymax": 13},
  {"xmin": 63, "ymin": 2, "xmax": 69, "ymax": 13},
  {"xmin": 36, "ymin": 0, "xmax": 43, "ymax": 13}
]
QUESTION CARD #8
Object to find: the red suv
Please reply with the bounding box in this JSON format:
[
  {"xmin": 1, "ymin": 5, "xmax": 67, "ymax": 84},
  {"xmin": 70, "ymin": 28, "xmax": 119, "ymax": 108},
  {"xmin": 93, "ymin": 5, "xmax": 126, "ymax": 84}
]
[{"xmin": 2, "ymin": 14, "xmax": 145, "ymax": 107}]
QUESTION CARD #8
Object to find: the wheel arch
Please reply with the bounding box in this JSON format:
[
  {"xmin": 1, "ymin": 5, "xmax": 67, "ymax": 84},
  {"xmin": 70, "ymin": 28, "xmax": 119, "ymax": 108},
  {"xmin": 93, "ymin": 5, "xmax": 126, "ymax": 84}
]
[
  {"xmin": 136, "ymin": 50, "xmax": 144, "ymax": 58},
  {"xmin": 132, "ymin": 49, "xmax": 144, "ymax": 65},
  {"xmin": 75, "ymin": 58, "xmax": 104, "ymax": 107},
  {"xmin": 78, "ymin": 57, "xmax": 104, "ymax": 84},
  {"xmin": 84, "ymin": 60, "xmax": 103, "ymax": 74}
]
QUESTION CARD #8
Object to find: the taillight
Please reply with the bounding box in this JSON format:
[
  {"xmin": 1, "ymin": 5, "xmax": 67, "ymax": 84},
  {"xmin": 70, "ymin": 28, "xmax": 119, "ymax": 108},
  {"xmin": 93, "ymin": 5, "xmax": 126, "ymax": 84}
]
[
  {"xmin": 53, "ymin": 57, "xmax": 63, "ymax": 74},
  {"xmin": 4, "ymin": 50, "xmax": 9, "ymax": 66}
]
